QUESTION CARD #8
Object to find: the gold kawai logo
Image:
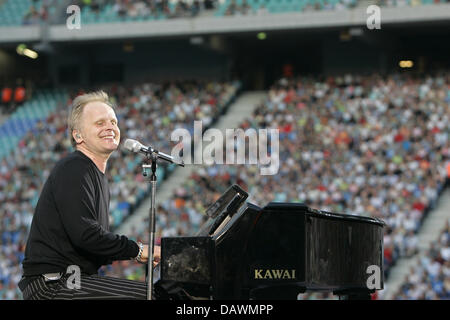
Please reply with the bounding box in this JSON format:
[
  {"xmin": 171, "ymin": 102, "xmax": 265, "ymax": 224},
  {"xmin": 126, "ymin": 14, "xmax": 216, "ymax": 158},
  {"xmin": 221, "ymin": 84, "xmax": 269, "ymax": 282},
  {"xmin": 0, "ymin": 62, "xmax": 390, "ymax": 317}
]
[{"xmin": 254, "ymin": 269, "xmax": 296, "ymax": 280}]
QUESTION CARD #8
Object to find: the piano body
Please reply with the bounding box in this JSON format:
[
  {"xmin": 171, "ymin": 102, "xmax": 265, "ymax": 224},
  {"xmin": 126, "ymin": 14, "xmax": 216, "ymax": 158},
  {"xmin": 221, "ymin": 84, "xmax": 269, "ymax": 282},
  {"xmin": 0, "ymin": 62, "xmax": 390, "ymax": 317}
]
[{"xmin": 154, "ymin": 185, "xmax": 385, "ymax": 300}]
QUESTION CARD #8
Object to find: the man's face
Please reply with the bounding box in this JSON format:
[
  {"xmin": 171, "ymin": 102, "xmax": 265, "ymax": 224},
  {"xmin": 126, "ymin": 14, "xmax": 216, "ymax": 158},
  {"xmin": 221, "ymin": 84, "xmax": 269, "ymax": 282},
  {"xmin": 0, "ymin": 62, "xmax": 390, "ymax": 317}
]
[{"xmin": 77, "ymin": 101, "xmax": 120, "ymax": 156}]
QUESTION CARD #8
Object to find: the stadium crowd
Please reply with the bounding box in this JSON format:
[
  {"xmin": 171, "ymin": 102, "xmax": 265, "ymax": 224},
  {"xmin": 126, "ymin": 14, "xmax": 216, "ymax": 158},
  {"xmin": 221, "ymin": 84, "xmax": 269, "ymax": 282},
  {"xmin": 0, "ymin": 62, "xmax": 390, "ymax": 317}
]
[
  {"xmin": 88, "ymin": 0, "xmax": 217, "ymax": 19},
  {"xmin": 17, "ymin": 0, "xmax": 450, "ymax": 26},
  {"xmin": 0, "ymin": 72, "xmax": 448, "ymax": 299},
  {"xmin": 376, "ymin": 0, "xmax": 449, "ymax": 8},
  {"xmin": 222, "ymin": 0, "xmax": 358, "ymax": 16},
  {"xmin": 21, "ymin": 0, "xmax": 219, "ymax": 25},
  {"xmin": 0, "ymin": 80, "xmax": 239, "ymax": 299},
  {"xmin": 393, "ymin": 219, "xmax": 450, "ymax": 299},
  {"xmin": 100, "ymin": 72, "xmax": 449, "ymax": 298}
]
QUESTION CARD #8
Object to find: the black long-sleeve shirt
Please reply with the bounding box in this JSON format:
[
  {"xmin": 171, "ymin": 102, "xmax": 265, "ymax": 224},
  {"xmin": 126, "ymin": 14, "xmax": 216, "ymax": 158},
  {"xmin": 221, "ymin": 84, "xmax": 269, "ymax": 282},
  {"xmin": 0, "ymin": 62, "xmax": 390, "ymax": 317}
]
[{"xmin": 21, "ymin": 150, "xmax": 139, "ymax": 278}]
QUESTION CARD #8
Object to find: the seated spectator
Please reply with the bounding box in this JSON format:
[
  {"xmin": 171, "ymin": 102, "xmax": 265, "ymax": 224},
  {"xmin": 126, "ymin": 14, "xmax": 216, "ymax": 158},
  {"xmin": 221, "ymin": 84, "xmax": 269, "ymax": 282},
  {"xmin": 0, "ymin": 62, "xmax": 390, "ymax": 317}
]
[
  {"xmin": 256, "ymin": 4, "xmax": 269, "ymax": 15},
  {"xmin": 114, "ymin": 0, "xmax": 128, "ymax": 17},
  {"xmin": 22, "ymin": 6, "xmax": 41, "ymax": 25},
  {"xmin": 240, "ymin": 0, "xmax": 251, "ymax": 15},
  {"xmin": 225, "ymin": 0, "xmax": 238, "ymax": 15},
  {"xmin": 191, "ymin": 0, "xmax": 201, "ymax": 17},
  {"xmin": 128, "ymin": 2, "xmax": 139, "ymax": 18}
]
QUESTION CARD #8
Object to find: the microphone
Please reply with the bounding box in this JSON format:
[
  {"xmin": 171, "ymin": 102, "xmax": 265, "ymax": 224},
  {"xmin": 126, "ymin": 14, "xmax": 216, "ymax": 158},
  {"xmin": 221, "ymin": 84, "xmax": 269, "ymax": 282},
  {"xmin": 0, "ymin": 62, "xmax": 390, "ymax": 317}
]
[{"xmin": 123, "ymin": 138, "xmax": 184, "ymax": 167}]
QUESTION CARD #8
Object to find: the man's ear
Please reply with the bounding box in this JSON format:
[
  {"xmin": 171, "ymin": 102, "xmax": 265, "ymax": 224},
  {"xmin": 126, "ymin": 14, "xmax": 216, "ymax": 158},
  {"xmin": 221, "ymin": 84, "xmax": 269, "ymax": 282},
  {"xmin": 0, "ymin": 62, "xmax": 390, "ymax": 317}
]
[{"xmin": 73, "ymin": 131, "xmax": 83, "ymax": 144}]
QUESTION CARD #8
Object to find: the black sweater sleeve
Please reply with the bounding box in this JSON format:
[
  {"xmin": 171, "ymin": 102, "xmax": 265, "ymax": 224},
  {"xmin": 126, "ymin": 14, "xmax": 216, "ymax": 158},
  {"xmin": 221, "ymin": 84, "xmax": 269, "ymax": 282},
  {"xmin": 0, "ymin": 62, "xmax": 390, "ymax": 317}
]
[{"xmin": 52, "ymin": 158, "xmax": 139, "ymax": 261}]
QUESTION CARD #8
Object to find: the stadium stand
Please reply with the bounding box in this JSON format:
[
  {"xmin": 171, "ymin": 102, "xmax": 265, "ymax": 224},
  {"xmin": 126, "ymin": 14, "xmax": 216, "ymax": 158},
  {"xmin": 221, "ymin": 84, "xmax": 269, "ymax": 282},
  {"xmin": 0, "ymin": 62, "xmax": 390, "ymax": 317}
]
[
  {"xmin": 216, "ymin": 0, "xmax": 358, "ymax": 16},
  {"xmin": 74, "ymin": 0, "xmax": 211, "ymax": 24},
  {"xmin": 1, "ymin": 0, "xmax": 448, "ymax": 27},
  {"xmin": 0, "ymin": 0, "xmax": 218, "ymax": 26},
  {"xmin": 0, "ymin": 88, "xmax": 66, "ymax": 159},
  {"xmin": 0, "ymin": 80, "xmax": 240, "ymax": 299},
  {"xmin": 0, "ymin": 0, "xmax": 55, "ymax": 26},
  {"xmin": 0, "ymin": 0, "xmax": 449, "ymax": 301},
  {"xmin": 0, "ymin": 71, "xmax": 447, "ymax": 299},
  {"xmin": 97, "ymin": 73, "xmax": 449, "ymax": 296},
  {"xmin": 0, "ymin": 76, "xmax": 448, "ymax": 299},
  {"xmin": 393, "ymin": 218, "xmax": 450, "ymax": 299}
]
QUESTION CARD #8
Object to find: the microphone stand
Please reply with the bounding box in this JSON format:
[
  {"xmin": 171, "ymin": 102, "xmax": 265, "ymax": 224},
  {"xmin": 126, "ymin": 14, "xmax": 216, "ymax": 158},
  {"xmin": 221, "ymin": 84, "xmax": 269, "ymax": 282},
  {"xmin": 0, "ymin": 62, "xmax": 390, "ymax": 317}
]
[
  {"xmin": 142, "ymin": 152, "xmax": 157, "ymax": 300},
  {"xmin": 141, "ymin": 148, "xmax": 184, "ymax": 300}
]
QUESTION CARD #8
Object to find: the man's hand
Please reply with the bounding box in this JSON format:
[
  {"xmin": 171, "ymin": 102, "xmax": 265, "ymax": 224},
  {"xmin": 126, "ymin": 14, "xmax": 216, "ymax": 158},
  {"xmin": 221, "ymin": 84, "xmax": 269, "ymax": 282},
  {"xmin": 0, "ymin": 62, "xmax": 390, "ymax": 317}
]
[{"xmin": 139, "ymin": 244, "xmax": 161, "ymax": 267}]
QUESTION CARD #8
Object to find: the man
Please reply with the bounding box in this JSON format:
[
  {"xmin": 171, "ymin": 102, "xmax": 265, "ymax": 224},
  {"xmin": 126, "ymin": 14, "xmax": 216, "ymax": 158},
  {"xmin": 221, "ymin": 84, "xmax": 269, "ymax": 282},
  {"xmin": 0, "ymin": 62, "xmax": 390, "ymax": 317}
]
[{"xmin": 19, "ymin": 91, "xmax": 159, "ymax": 299}]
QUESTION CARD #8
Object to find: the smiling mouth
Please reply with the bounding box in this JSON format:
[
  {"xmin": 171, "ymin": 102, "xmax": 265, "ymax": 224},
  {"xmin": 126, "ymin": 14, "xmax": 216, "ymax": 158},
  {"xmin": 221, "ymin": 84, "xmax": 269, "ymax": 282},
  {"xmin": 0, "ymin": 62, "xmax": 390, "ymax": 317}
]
[{"xmin": 102, "ymin": 136, "xmax": 117, "ymax": 141}]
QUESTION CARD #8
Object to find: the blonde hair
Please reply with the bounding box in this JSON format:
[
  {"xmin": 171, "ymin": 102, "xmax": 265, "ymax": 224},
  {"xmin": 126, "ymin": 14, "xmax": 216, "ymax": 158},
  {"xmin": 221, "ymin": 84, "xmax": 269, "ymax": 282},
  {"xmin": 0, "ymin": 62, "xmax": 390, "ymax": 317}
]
[{"xmin": 68, "ymin": 90, "xmax": 113, "ymax": 148}]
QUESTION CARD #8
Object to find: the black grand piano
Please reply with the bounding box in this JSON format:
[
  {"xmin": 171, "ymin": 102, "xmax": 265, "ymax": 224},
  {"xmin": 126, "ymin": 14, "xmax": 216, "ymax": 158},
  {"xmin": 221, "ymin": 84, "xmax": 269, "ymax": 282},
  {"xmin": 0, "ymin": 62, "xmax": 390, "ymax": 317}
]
[{"xmin": 153, "ymin": 185, "xmax": 385, "ymax": 300}]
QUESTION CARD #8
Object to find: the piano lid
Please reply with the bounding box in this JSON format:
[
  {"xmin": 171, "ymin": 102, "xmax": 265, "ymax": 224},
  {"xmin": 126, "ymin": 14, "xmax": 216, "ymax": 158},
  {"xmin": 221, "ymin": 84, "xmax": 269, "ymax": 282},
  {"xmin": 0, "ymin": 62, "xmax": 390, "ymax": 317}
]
[{"xmin": 263, "ymin": 202, "xmax": 386, "ymax": 227}]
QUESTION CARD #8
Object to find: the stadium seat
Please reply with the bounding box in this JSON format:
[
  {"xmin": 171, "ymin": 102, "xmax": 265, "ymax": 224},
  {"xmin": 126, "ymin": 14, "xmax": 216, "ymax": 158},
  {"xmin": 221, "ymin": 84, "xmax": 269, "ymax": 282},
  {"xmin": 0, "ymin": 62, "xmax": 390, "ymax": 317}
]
[{"xmin": 1, "ymin": 87, "xmax": 12, "ymax": 103}]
